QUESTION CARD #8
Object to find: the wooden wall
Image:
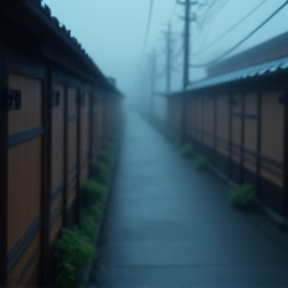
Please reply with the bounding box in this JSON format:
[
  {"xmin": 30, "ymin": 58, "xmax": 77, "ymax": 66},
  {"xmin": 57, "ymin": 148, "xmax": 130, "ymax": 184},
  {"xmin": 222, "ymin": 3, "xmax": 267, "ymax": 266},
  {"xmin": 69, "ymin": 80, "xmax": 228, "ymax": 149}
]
[
  {"xmin": 167, "ymin": 96, "xmax": 182, "ymax": 137},
  {"xmin": 92, "ymin": 95, "xmax": 103, "ymax": 164},
  {"xmin": 66, "ymin": 87, "xmax": 78, "ymax": 227},
  {"xmin": 1, "ymin": 69, "xmax": 121, "ymax": 287},
  {"xmin": 80, "ymin": 92, "xmax": 90, "ymax": 185},
  {"xmin": 7, "ymin": 73, "xmax": 42, "ymax": 287},
  {"xmin": 50, "ymin": 84, "xmax": 65, "ymax": 244},
  {"xmin": 167, "ymin": 82, "xmax": 287, "ymax": 217}
]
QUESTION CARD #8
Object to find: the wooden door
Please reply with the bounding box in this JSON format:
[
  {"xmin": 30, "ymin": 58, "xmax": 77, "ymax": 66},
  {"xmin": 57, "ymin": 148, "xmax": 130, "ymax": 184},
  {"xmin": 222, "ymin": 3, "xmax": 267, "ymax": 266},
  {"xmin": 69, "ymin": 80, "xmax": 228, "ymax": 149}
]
[
  {"xmin": 50, "ymin": 84, "xmax": 65, "ymax": 244},
  {"xmin": 7, "ymin": 73, "xmax": 42, "ymax": 287}
]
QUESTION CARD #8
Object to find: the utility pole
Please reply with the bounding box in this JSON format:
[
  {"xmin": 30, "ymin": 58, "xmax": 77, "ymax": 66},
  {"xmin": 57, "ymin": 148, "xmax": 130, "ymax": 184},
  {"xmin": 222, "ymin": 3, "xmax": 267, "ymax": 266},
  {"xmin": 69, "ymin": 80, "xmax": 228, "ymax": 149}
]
[
  {"xmin": 178, "ymin": 0, "xmax": 197, "ymax": 143},
  {"xmin": 162, "ymin": 22, "xmax": 173, "ymax": 130},
  {"xmin": 150, "ymin": 49, "xmax": 156, "ymax": 118},
  {"xmin": 163, "ymin": 22, "xmax": 173, "ymax": 94}
]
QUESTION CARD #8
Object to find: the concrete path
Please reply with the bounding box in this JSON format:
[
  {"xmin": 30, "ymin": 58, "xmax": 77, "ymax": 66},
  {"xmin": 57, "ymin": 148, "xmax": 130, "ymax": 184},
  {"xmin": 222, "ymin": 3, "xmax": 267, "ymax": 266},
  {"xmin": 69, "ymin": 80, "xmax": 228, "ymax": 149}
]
[{"xmin": 90, "ymin": 112, "xmax": 288, "ymax": 288}]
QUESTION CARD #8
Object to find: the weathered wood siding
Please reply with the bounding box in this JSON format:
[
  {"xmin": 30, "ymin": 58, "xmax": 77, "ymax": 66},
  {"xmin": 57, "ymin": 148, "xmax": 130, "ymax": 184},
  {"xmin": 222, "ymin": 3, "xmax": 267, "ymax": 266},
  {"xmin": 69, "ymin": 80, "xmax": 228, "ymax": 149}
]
[
  {"xmin": 7, "ymin": 73, "xmax": 42, "ymax": 287},
  {"xmin": 50, "ymin": 84, "xmax": 65, "ymax": 244},
  {"xmin": 168, "ymin": 82, "xmax": 287, "ymax": 216}
]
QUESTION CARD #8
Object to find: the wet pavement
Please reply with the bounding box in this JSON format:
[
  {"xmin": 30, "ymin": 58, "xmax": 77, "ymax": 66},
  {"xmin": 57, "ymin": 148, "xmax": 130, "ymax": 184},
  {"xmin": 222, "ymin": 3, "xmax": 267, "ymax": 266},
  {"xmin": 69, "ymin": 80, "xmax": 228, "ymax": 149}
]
[{"xmin": 90, "ymin": 112, "xmax": 288, "ymax": 288}]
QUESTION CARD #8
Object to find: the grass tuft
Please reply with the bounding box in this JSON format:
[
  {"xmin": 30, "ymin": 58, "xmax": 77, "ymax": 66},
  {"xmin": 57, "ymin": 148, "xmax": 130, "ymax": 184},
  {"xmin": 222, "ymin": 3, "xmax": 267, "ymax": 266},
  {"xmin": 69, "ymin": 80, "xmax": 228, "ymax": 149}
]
[
  {"xmin": 229, "ymin": 184, "xmax": 256, "ymax": 210},
  {"xmin": 195, "ymin": 155, "xmax": 208, "ymax": 171}
]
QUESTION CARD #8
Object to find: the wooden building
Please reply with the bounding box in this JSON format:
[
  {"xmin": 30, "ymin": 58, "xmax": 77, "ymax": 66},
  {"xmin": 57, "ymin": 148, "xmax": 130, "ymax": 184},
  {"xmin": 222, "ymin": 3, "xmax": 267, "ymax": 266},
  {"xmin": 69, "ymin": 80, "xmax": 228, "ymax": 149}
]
[
  {"xmin": 166, "ymin": 32, "xmax": 288, "ymax": 220},
  {"xmin": 0, "ymin": 1, "xmax": 122, "ymax": 287}
]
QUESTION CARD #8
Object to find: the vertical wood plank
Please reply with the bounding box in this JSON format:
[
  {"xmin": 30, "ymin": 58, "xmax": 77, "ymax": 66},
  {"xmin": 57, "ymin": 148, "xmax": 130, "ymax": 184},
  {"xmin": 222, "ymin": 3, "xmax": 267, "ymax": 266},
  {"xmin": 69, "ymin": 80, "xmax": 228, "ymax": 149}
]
[
  {"xmin": 228, "ymin": 91, "xmax": 232, "ymax": 180},
  {"xmin": 0, "ymin": 33, "xmax": 8, "ymax": 287},
  {"xmin": 89, "ymin": 90, "xmax": 93, "ymax": 175},
  {"xmin": 213, "ymin": 95, "xmax": 217, "ymax": 163},
  {"xmin": 63, "ymin": 86, "xmax": 68, "ymax": 227},
  {"xmin": 76, "ymin": 88, "xmax": 81, "ymax": 224},
  {"xmin": 256, "ymin": 90, "xmax": 262, "ymax": 197},
  {"xmin": 240, "ymin": 91, "xmax": 245, "ymax": 184},
  {"xmin": 283, "ymin": 90, "xmax": 288, "ymax": 217},
  {"xmin": 41, "ymin": 66, "xmax": 51, "ymax": 286}
]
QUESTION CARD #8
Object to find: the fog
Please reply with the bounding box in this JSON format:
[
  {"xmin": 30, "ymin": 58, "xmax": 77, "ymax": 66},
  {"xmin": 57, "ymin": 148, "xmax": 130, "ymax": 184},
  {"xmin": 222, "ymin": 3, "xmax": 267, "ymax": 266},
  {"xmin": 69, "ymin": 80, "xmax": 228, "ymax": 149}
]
[{"xmin": 43, "ymin": 0, "xmax": 287, "ymax": 116}]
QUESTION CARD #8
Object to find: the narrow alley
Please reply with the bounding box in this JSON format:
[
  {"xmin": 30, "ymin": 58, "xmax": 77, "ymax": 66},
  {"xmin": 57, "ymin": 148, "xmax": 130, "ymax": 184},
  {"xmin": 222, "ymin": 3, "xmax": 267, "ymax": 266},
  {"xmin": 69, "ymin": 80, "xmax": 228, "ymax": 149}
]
[
  {"xmin": 91, "ymin": 112, "xmax": 288, "ymax": 288},
  {"xmin": 2, "ymin": 1, "xmax": 288, "ymax": 287}
]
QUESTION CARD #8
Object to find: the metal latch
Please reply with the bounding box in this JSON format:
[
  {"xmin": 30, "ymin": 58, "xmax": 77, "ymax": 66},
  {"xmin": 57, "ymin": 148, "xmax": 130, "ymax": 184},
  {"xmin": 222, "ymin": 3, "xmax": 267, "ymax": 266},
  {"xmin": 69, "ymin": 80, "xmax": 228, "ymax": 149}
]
[
  {"xmin": 51, "ymin": 91, "xmax": 60, "ymax": 107},
  {"xmin": 2, "ymin": 88, "xmax": 22, "ymax": 111}
]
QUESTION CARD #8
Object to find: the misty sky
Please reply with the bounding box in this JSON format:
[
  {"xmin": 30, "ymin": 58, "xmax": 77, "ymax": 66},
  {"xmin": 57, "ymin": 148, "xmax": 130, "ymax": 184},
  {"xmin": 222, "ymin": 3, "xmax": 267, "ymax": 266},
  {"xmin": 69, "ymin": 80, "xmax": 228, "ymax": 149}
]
[{"xmin": 43, "ymin": 0, "xmax": 287, "ymax": 106}]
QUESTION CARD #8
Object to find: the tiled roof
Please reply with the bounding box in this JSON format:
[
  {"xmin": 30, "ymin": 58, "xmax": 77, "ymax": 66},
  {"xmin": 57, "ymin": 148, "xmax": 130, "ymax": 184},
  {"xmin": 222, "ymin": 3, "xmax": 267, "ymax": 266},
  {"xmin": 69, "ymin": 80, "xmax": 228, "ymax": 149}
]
[
  {"xmin": 25, "ymin": 1, "xmax": 123, "ymax": 96},
  {"xmin": 36, "ymin": 1, "xmax": 95, "ymax": 66}
]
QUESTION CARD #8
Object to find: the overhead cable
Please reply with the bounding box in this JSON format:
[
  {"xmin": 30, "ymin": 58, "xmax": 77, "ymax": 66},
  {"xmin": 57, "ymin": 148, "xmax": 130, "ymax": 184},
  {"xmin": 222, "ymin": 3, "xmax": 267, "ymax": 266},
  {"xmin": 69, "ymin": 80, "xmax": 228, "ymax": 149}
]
[
  {"xmin": 197, "ymin": 0, "xmax": 228, "ymax": 30},
  {"xmin": 141, "ymin": 0, "xmax": 155, "ymax": 59},
  {"xmin": 193, "ymin": 0, "xmax": 268, "ymax": 56},
  {"xmin": 190, "ymin": 0, "xmax": 288, "ymax": 68},
  {"xmin": 195, "ymin": 0, "xmax": 228, "ymax": 51}
]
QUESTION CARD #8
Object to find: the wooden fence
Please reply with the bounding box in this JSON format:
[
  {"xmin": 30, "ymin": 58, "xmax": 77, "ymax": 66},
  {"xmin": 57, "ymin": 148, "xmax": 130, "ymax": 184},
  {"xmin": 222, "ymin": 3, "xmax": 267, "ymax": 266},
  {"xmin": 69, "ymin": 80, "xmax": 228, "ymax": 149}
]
[
  {"xmin": 0, "ymin": 2, "xmax": 123, "ymax": 286},
  {"xmin": 166, "ymin": 72, "xmax": 288, "ymax": 219}
]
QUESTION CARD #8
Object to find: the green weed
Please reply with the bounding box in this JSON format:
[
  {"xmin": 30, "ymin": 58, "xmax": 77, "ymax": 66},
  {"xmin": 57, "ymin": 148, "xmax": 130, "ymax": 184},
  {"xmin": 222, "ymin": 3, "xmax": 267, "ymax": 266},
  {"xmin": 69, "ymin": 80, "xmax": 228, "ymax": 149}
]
[
  {"xmin": 195, "ymin": 155, "xmax": 209, "ymax": 171},
  {"xmin": 229, "ymin": 184, "xmax": 256, "ymax": 210},
  {"xmin": 180, "ymin": 144, "xmax": 194, "ymax": 157}
]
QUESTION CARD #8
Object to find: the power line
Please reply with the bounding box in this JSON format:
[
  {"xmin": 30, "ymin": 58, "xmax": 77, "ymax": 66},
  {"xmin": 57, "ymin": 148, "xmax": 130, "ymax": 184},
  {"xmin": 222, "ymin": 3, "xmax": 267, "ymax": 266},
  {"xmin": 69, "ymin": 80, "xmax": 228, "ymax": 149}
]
[
  {"xmin": 194, "ymin": 0, "xmax": 228, "ymax": 53},
  {"xmin": 196, "ymin": 0, "xmax": 228, "ymax": 30},
  {"xmin": 190, "ymin": 0, "xmax": 288, "ymax": 68},
  {"xmin": 193, "ymin": 0, "xmax": 268, "ymax": 56},
  {"xmin": 150, "ymin": 48, "xmax": 156, "ymax": 117},
  {"xmin": 141, "ymin": 0, "xmax": 155, "ymax": 59}
]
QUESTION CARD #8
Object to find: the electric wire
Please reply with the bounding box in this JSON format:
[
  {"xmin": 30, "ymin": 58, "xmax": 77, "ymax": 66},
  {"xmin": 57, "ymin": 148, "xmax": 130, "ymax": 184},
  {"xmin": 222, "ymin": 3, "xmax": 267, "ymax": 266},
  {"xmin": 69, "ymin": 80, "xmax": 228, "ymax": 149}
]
[
  {"xmin": 196, "ymin": 0, "xmax": 228, "ymax": 30},
  {"xmin": 194, "ymin": 0, "xmax": 228, "ymax": 53},
  {"xmin": 190, "ymin": 0, "xmax": 288, "ymax": 68},
  {"xmin": 193, "ymin": 0, "xmax": 268, "ymax": 56},
  {"xmin": 141, "ymin": 0, "xmax": 155, "ymax": 59}
]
